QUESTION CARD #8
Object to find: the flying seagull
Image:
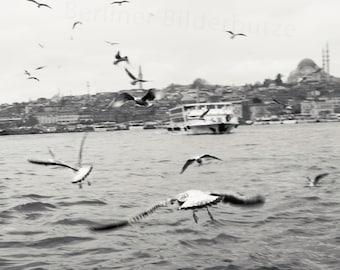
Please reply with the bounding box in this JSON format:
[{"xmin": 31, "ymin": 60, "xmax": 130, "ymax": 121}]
[
  {"xmin": 125, "ymin": 68, "xmax": 148, "ymax": 85},
  {"xmin": 113, "ymin": 51, "xmax": 129, "ymax": 65},
  {"xmin": 27, "ymin": 0, "xmax": 51, "ymax": 8},
  {"xmin": 106, "ymin": 88, "xmax": 160, "ymax": 108},
  {"xmin": 306, "ymin": 173, "xmax": 329, "ymax": 187},
  {"xmin": 111, "ymin": 1, "xmax": 130, "ymax": 5},
  {"xmin": 105, "ymin": 41, "xmax": 119, "ymax": 46},
  {"xmin": 225, "ymin": 31, "xmax": 246, "ymax": 39},
  {"xmin": 38, "ymin": 43, "xmax": 44, "ymax": 48},
  {"xmin": 27, "ymin": 76, "xmax": 40, "ymax": 82},
  {"xmin": 272, "ymin": 98, "xmax": 286, "ymax": 106},
  {"xmin": 180, "ymin": 154, "xmax": 222, "ymax": 174},
  {"xmin": 28, "ymin": 133, "xmax": 93, "ymax": 188},
  {"xmin": 90, "ymin": 190, "xmax": 265, "ymax": 231},
  {"xmin": 72, "ymin": 21, "xmax": 83, "ymax": 30}
]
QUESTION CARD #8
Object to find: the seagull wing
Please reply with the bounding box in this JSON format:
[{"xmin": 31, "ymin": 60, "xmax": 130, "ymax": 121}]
[
  {"xmin": 314, "ymin": 173, "xmax": 329, "ymax": 185},
  {"xmin": 180, "ymin": 159, "xmax": 196, "ymax": 174},
  {"xmin": 141, "ymin": 88, "xmax": 156, "ymax": 102},
  {"xmin": 72, "ymin": 21, "xmax": 82, "ymax": 29},
  {"xmin": 48, "ymin": 147, "xmax": 56, "ymax": 159},
  {"xmin": 200, "ymin": 154, "xmax": 222, "ymax": 161},
  {"xmin": 225, "ymin": 31, "xmax": 234, "ymax": 35},
  {"xmin": 199, "ymin": 108, "xmax": 210, "ymax": 119},
  {"xmin": 90, "ymin": 199, "xmax": 171, "ymax": 231},
  {"xmin": 107, "ymin": 93, "xmax": 135, "ymax": 108},
  {"xmin": 78, "ymin": 132, "xmax": 88, "ymax": 167},
  {"xmin": 211, "ymin": 193, "xmax": 265, "ymax": 206},
  {"xmin": 35, "ymin": 66, "xmax": 45, "ymax": 70},
  {"xmin": 38, "ymin": 3, "xmax": 52, "ymax": 8},
  {"xmin": 28, "ymin": 77, "xmax": 39, "ymax": 81},
  {"xmin": 27, "ymin": 0, "xmax": 39, "ymax": 4},
  {"xmin": 125, "ymin": 68, "xmax": 137, "ymax": 80},
  {"xmin": 28, "ymin": 158, "xmax": 77, "ymax": 171},
  {"xmin": 272, "ymin": 98, "xmax": 284, "ymax": 105},
  {"xmin": 236, "ymin": 33, "xmax": 246, "ymax": 36}
]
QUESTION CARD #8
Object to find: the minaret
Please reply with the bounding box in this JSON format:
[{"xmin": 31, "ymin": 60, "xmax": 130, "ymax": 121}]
[
  {"xmin": 138, "ymin": 66, "xmax": 143, "ymax": 90},
  {"xmin": 86, "ymin": 81, "xmax": 90, "ymax": 100},
  {"xmin": 325, "ymin": 43, "xmax": 330, "ymax": 75},
  {"xmin": 322, "ymin": 48, "xmax": 325, "ymax": 71}
]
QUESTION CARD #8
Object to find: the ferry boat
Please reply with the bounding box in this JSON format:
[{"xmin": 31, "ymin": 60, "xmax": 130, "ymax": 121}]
[{"xmin": 168, "ymin": 102, "xmax": 239, "ymax": 135}]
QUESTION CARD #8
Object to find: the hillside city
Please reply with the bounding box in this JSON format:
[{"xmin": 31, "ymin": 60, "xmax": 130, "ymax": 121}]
[{"xmin": 1, "ymin": 58, "xmax": 340, "ymax": 135}]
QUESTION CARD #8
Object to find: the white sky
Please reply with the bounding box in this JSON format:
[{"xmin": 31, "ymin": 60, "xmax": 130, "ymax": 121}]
[{"xmin": 1, "ymin": 0, "xmax": 340, "ymax": 103}]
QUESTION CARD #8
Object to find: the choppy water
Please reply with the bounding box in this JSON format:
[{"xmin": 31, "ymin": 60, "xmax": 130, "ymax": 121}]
[{"xmin": 0, "ymin": 123, "xmax": 340, "ymax": 270}]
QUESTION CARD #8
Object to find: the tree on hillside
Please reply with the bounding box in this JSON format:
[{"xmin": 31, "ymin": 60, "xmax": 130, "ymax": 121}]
[{"xmin": 191, "ymin": 78, "xmax": 207, "ymax": 89}]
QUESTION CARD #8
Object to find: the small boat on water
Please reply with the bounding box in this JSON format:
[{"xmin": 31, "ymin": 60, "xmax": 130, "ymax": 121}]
[
  {"xmin": 168, "ymin": 102, "xmax": 239, "ymax": 135},
  {"xmin": 91, "ymin": 122, "xmax": 128, "ymax": 132}
]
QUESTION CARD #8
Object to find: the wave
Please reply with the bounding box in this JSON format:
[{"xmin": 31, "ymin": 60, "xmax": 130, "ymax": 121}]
[
  {"xmin": 12, "ymin": 202, "xmax": 56, "ymax": 212},
  {"xmin": 57, "ymin": 199, "xmax": 106, "ymax": 207},
  {"xmin": 27, "ymin": 236, "xmax": 94, "ymax": 248}
]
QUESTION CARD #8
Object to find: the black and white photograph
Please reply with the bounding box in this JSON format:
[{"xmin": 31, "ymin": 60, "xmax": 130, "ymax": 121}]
[{"xmin": 0, "ymin": 0, "xmax": 340, "ymax": 269}]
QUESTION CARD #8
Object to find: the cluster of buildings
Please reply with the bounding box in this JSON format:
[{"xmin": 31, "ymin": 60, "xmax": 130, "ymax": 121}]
[{"xmin": 1, "ymin": 58, "xmax": 340, "ymax": 133}]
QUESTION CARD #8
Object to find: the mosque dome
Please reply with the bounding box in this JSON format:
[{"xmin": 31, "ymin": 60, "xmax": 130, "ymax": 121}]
[{"xmin": 297, "ymin": 58, "xmax": 317, "ymax": 70}]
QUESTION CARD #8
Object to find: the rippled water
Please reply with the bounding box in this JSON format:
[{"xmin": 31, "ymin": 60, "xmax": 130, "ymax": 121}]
[{"xmin": 1, "ymin": 123, "xmax": 340, "ymax": 270}]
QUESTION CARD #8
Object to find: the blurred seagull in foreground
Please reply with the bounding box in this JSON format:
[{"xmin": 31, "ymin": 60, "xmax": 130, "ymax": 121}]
[
  {"xmin": 28, "ymin": 133, "xmax": 93, "ymax": 188},
  {"xmin": 180, "ymin": 154, "xmax": 222, "ymax": 174},
  {"xmin": 72, "ymin": 21, "xmax": 83, "ymax": 30},
  {"xmin": 111, "ymin": 1, "xmax": 130, "ymax": 5},
  {"xmin": 106, "ymin": 88, "xmax": 161, "ymax": 108},
  {"xmin": 90, "ymin": 190, "xmax": 265, "ymax": 231},
  {"xmin": 113, "ymin": 51, "xmax": 129, "ymax": 65},
  {"xmin": 306, "ymin": 173, "xmax": 329, "ymax": 187},
  {"xmin": 125, "ymin": 68, "xmax": 148, "ymax": 85},
  {"xmin": 225, "ymin": 30, "xmax": 246, "ymax": 39}
]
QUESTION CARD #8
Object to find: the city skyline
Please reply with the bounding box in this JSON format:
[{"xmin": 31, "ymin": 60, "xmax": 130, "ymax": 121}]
[{"xmin": 1, "ymin": 0, "xmax": 340, "ymax": 103}]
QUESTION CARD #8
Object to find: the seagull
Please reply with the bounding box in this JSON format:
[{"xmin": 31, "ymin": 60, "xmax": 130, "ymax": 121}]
[
  {"xmin": 125, "ymin": 68, "xmax": 148, "ymax": 85},
  {"xmin": 37, "ymin": 3, "xmax": 52, "ymax": 9},
  {"xmin": 24, "ymin": 70, "xmax": 31, "ymax": 76},
  {"xmin": 225, "ymin": 31, "xmax": 246, "ymax": 39},
  {"xmin": 113, "ymin": 51, "xmax": 129, "ymax": 65},
  {"xmin": 272, "ymin": 98, "xmax": 286, "ymax": 106},
  {"xmin": 105, "ymin": 41, "xmax": 119, "ymax": 46},
  {"xmin": 199, "ymin": 108, "xmax": 210, "ymax": 120},
  {"xmin": 90, "ymin": 190, "xmax": 265, "ymax": 231},
  {"xmin": 111, "ymin": 1, "xmax": 130, "ymax": 5},
  {"xmin": 72, "ymin": 21, "xmax": 83, "ymax": 30},
  {"xmin": 180, "ymin": 154, "xmax": 222, "ymax": 174},
  {"xmin": 38, "ymin": 43, "xmax": 44, "ymax": 48},
  {"xmin": 27, "ymin": 76, "xmax": 40, "ymax": 82},
  {"xmin": 28, "ymin": 133, "xmax": 93, "ymax": 188},
  {"xmin": 106, "ymin": 88, "xmax": 160, "ymax": 108},
  {"xmin": 306, "ymin": 173, "xmax": 329, "ymax": 187},
  {"xmin": 35, "ymin": 66, "xmax": 46, "ymax": 70}
]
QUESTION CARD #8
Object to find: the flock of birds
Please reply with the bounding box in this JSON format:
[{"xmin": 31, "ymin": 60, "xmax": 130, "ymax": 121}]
[
  {"xmin": 22, "ymin": 0, "xmax": 331, "ymax": 232},
  {"xmin": 27, "ymin": 133, "xmax": 267, "ymax": 231},
  {"xmin": 27, "ymin": 132, "xmax": 330, "ymax": 231}
]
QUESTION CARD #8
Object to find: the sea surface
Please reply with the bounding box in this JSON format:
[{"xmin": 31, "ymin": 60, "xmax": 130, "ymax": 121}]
[{"xmin": 0, "ymin": 123, "xmax": 340, "ymax": 270}]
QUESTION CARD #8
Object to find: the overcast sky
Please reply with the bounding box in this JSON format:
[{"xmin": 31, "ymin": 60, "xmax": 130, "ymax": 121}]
[{"xmin": 1, "ymin": 0, "xmax": 340, "ymax": 103}]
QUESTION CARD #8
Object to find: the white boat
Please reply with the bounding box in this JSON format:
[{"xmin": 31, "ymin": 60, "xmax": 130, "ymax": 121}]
[{"xmin": 168, "ymin": 102, "xmax": 239, "ymax": 135}]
